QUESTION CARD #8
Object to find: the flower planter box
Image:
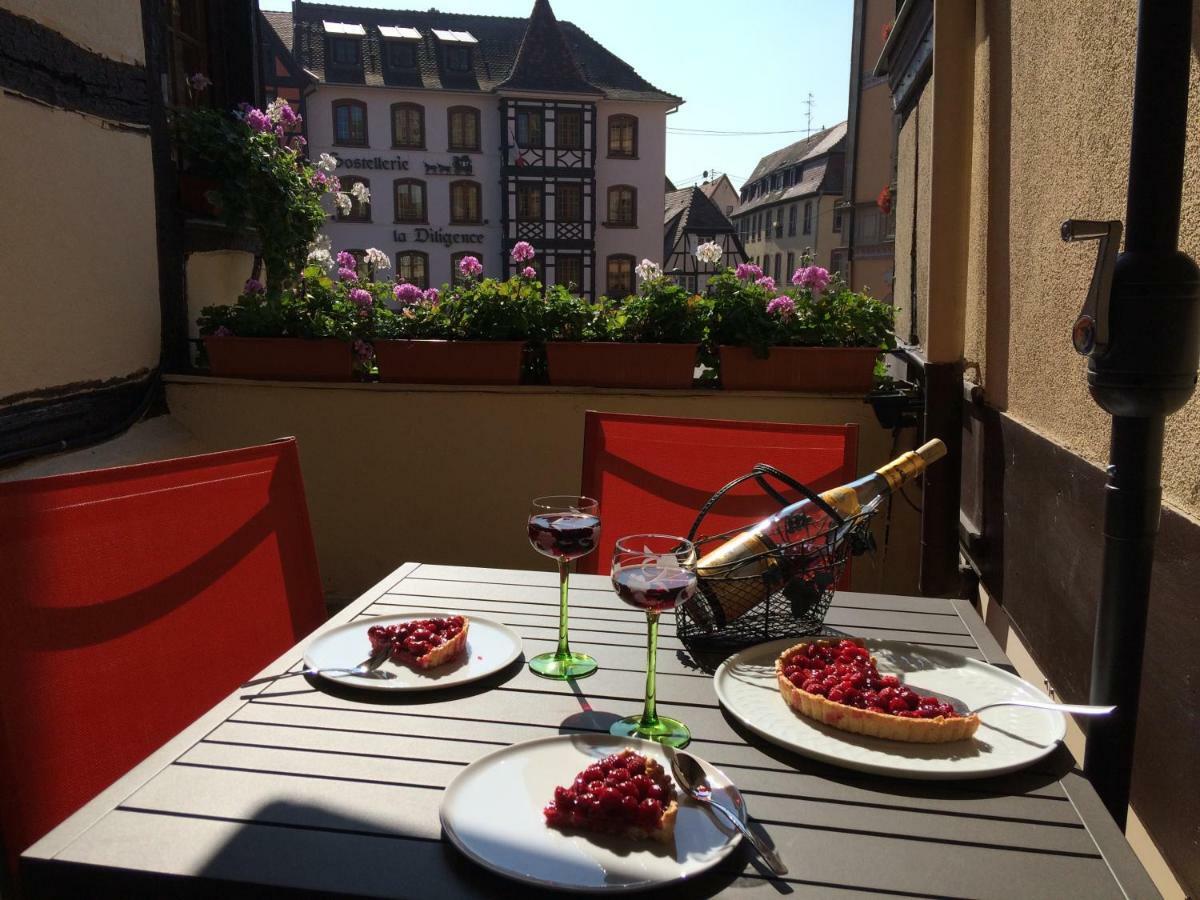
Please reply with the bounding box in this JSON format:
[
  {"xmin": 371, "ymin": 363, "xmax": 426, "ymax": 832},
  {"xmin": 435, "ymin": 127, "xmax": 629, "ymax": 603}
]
[
  {"xmin": 374, "ymin": 340, "xmax": 525, "ymax": 385},
  {"xmin": 204, "ymin": 336, "xmax": 353, "ymax": 382},
  {"xmin": 719, "ymin": 346, "xmax": 880, "ymax": 392},
  {"xmin": 546, "ymin": 342, "xmax": 699, "ymax": 389}
]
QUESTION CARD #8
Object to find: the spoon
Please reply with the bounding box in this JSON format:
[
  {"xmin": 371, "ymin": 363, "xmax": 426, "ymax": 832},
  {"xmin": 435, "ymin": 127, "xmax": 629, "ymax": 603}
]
[
  {"xmin": 241, "ymin": 644, "xmax": 394, "ymax": 687},
  {"xmin": 667, "ymin": 749, "xmax": 788, "ymax": 877}
]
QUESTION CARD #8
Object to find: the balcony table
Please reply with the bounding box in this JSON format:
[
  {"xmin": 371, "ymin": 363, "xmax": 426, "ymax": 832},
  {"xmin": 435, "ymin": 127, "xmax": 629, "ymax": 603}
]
[{"xmin": 23, "ymin": 562, "xmax": 1160, "ymax": 899}]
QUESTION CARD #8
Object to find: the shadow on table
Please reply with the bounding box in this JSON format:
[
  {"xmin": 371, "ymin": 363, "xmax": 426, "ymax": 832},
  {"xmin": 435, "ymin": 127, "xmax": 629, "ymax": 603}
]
[
  {"xmin": 718, "ymin": 703, "xmax": 1077, "ymax": 799},
  {"xmin": 170, "ymin": 798, "xmax": 767, "ymax": 900}
]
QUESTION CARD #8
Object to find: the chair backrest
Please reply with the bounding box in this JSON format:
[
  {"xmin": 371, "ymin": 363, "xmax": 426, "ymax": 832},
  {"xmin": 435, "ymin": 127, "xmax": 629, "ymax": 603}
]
[
  {"xmin": 579, "ymin": 412, "xmax": 859, "ymax": 574},
  {"xmin": 0, "ymin": 438, "xmax": 325, "ymax": 869}
]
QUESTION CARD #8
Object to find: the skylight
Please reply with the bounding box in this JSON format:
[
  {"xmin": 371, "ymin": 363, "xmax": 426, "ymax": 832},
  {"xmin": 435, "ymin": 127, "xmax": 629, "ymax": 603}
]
[
  {"xmin": 379, "ymin": 25, "xmax": 421, "ymax": 40},
  {"xmin": 322, "ymin": 21, "xmax": 365, "ymax": 36},
  {"xmin": 432, "ymin": 29, "xmax": 478, "ymax": 44}
]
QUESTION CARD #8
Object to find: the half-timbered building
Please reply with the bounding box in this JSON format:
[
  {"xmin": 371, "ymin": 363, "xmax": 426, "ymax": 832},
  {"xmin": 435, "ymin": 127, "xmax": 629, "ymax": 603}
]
[
  {"xmin": 263, "ymin": 0, "xmax": 680, "ymax": 298},
  {"xmin": 663, "ymin": 186, "xmax": 746, "ymax": 293}
]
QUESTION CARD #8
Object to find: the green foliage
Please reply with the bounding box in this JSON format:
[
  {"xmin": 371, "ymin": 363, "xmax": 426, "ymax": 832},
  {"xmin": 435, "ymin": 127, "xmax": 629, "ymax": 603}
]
[
  {"xmin": 708, "ymin": 268, "xmax": 896, "ymax": 357},
  {"xmin": 377, "ymin": 275, "xmax": 550, "ymax": 341},
  {"xmin": 174, "ymin": 106, "xmax": 327, "ymax": 295},
  {"xmin": 543, "ymin": 278, "xmax": 709, "ymax": 344}
]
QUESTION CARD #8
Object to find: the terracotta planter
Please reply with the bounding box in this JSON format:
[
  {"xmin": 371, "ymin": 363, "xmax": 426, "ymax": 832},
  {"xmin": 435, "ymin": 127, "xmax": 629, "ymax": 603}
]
[
  {"xmin": 719, "ymin": 345, "xmax": 880, "ymax": 392},
  {"xmin": 204, "ymin": 336, "xmax": 352, "ymax": 381},
  {"xmin": 546, "ymin": 342, "xmax": 699, "ymax": 389},
  {"xmin": 375, "ymin": 340, "xmax": 525, "ymax": 385},
  {"xmin": 179, "ymin": 174, "xmax": 221, "ymax": 217}
]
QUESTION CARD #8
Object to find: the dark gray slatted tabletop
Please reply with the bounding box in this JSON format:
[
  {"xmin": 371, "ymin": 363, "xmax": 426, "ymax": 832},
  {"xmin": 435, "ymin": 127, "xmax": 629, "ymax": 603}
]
[{"xmin": 24, "ymin": 563, "xmax": 1160, "ymax": 899}]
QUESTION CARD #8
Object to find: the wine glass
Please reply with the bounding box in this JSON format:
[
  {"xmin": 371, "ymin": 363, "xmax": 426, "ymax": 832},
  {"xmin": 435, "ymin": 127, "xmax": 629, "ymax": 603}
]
[
  {"xmin": 609, "ymin": 534, "xmax": 698, "ymax": 748},
  {"xmin": 526, "ymin": 496, "xmax": 601, "ymax": 680}
]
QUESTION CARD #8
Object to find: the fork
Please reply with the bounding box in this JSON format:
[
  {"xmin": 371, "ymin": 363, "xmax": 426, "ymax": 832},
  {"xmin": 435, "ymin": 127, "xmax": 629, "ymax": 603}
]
[
  {"xmin": 241, "ymin": 644, "xmax": 394, "ymax": 687},
  {"xmin": 969, "ymin": 700, "xmax": 1115, "ymax": 716}
]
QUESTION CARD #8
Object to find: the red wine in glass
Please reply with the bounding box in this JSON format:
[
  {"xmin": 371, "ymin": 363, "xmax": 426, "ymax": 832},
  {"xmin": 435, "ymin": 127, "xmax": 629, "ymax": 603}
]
[
  {"xmin": 528, "ymin": 513, "xmax": 601, "ymax": 561},
  {"xmin": 612, "ymin": 565, "xmax": 698, "ymax": 612}
]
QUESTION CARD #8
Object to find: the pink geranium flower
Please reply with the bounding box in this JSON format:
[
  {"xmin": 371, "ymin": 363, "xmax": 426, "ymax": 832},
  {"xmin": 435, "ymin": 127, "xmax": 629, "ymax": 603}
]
[{"xmin": 510, "ymin": 241, "xmax": 536, "ymax": 263}]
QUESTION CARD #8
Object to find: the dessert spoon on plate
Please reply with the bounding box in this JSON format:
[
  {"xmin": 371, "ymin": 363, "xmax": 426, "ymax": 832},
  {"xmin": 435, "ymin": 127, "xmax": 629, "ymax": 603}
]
[{"xmin": 668, "ymin": 749, "xmax": 788, "ymax": 877}]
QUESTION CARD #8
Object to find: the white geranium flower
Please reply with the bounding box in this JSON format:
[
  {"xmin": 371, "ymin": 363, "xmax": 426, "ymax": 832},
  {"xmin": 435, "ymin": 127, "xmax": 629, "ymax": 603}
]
[
  {"xmin": 634, "ymin": 259, "xmax": 663, "ymax": 281},
  {"xmin": 695, "ymin": 241, "xmax": 723, "ymax": 265},
  {"xmin": 364, "ymin": 247, "xmax": 390, "ymax": 271},
  {"xmin": 317, "ymin": 152, "xmax": 338, "ymax": 173},
  {"xmin": 307, "ymin": 248, "xmax": 333, "ymax": 268},
  {"xmin": 266, "ymin": 97, "xmax": 289, "ymax": 124},
  {"xmin": 349, "ymin": 181, "xmax": 371, "ymax": 204},
  {"xmin": 333, "ymin": 192, "xmax": 353, "ymax": 215}
]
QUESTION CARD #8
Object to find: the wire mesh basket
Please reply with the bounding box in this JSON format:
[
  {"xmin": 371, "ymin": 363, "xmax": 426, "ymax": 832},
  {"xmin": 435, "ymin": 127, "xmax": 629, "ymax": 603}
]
[{"xmin": 677, "ymin": 463, "xmax": 877, "ymax": 661}]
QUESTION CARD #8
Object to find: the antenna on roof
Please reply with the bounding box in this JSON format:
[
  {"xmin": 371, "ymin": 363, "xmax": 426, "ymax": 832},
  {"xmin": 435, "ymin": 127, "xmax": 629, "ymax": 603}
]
[{"xmin": 802, "ymin": 92, "xmax": 815, "ymax": 137}]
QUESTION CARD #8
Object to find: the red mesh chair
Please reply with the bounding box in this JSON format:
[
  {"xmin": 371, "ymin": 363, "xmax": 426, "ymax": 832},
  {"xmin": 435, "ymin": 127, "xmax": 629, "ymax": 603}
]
[
  {"xmin": 0, "ymin": 438, "xmax": 326, "ymax": 871},
  {"xmin": 579, "ymin": 412, "xmax": 859, "ymax": 574}
]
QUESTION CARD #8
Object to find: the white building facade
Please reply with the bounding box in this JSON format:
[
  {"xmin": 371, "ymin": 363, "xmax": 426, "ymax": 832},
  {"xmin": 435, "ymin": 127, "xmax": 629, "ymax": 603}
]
[{"xmin": 265, "ymin": 0, "xmax": 680, "ymax": 298}]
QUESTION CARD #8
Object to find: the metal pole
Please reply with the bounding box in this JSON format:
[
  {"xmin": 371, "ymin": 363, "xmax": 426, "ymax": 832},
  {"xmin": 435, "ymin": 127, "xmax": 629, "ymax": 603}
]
[{"xmin": 1081, "ymin": 0, "xmax": 1197, "ymax": 828}]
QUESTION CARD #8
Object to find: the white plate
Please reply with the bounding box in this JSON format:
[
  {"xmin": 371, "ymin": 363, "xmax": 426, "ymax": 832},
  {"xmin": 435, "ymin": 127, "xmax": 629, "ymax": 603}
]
[
  {"xmin": 441, "ymin": 734, "xmax": 744, "ymax": 893},
  {"xmin": 303, "ymin": 613, "xmax": 522, "ymax": 691},
  {"xmin": 714, "ymin": 637, "xmax": 1066, "ymax": 780}
]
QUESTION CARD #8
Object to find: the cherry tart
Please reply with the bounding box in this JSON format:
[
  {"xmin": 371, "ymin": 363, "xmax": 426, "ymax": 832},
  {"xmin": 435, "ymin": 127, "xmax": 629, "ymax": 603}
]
[
  {"xmin": 367, "ymin": 616, "xmax": 468, "ymax": 670},
  {"xmin": 776, "ymin": 638, "xmax": 980, "ymax": 743},
  {"xmin": 543, "ymin": 749, "xmax": 679, "ymax": 844}
]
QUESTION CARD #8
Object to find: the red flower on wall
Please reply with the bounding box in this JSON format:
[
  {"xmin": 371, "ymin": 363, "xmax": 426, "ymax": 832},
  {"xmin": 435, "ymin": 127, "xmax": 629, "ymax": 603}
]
[{"xmin": 877, "ymin": 185, "xmax": 892, "ymax": 215}]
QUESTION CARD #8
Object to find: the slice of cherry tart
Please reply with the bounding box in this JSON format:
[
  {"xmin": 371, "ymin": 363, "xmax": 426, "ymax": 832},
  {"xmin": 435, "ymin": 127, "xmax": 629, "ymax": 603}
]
[
  {"xmin": 367, "ymin": 616, "xmax": 468, "ymax": 670},
  {"xmin": 776, "ymin": 638, "xmax": 980, "ymax": 743},
  {"xmin": 544, "ymin": 749, "xmax": 679, "ymax": 844}
]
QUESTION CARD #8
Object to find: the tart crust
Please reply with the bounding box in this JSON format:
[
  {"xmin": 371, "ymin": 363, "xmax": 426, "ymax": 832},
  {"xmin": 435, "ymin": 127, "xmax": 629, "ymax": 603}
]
[{"xmin": 776, "ymin": 639, "xmax": 980, "ymax": 744}]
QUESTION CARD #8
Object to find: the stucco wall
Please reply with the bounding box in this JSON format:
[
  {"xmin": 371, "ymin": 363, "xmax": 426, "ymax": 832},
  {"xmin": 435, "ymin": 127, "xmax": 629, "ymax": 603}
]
[
  {"xmin": 593, "ymin": 99, "xmax": 671, "ymax": 289},
  {"xmin": 4, "ymin": 0, "xmax": 145, "ymax": 65},
  {"xmin": 964, "ymin": 0, "xmax": 1200, "ymax": 517},
  {"xmin": 165, "ymin": 379, "xmax": 922, "ymax": 601},
  {"xmin": 187, "ymin": 252, "xmax": 257, "ymax": 339},
  {"xmin": 0, "ymin": 93, "xmax": 159, "ymax": 400}
]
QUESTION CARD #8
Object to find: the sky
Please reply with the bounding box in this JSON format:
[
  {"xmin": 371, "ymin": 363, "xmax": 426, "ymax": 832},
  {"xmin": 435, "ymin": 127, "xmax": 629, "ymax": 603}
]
[{"xmin": 258, "ymin": 0, "xmax": 854, "ymax": 190}]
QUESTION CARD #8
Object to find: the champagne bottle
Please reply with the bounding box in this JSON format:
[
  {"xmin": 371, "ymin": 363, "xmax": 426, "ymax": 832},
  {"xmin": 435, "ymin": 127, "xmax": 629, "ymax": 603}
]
[{"xmin": 685, "ymin": 439, "xmax": 947, "ymax": 629}]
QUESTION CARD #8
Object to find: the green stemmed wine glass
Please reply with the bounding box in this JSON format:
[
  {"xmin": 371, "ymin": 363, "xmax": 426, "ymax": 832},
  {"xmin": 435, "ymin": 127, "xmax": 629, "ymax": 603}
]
[
  {"xmin": 609, "ymin": 534, "xmax": 698, "ymax": 748},
  {"xmin": 526, "ymin": 496, "xmax": 600, "ymax": 680}
]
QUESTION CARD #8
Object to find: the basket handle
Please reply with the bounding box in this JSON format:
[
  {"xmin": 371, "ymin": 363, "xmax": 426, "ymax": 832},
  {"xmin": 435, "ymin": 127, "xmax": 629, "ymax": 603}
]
[{"xmin": 687, "ymin": 462, "xmax": 844, "ymax": 543}]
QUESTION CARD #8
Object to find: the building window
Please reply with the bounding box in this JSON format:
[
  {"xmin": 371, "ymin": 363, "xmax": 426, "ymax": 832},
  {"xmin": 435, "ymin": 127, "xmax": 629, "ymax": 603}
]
[
  {"xmin": 786, "ymin": 251, "xmax": 795, "ymax": 278},
  {"xmin": 803, "ymin": 201, "xmax": 813, "ymax": 234},
  {"xmin": 788, "ymin": 204, "xmax": 797, "ymax": 236},
  {"xmin": 333, "ymin": 99, "xmax": 367, "ymax": 146},
  {"xmin": 448, "ymin": 106, "xmax": 480, "ymax": 151},
  {"xmin": 450, "ymin": 180, "xmax": 482, "ymax": 224},
  {"xmin": 330, "ymin": 37, "xmax": 361, "ymax": 67},
  {"xmin": 391, "ymin": 102, "xmax": 424, "ymax": 148},
  {"xmin": 516, "ymin": 109, "xmax": 544, "ymax": 148},
  {"xmin": 517, "ymin": 183, "xmax": 543, "ymax": 221},
  {"xmin": 775, "ymin": 213, "xmax": 783, "ymax": 238},
  {"xmin": 385, "ymin": 41, "xmax": 417, "ymax": 71},
  {"xmin": 166, "ymin": 1, "xmax": 209, "ymax": 108},
  {"xmin": 557, "ymin": 183, "xmax": 583, "ymax": 223},
  {"xmin": 557, "ymin": 255, "xmax": 583, "ymax": 290},
  {"xmin": 337, "ymin": 176, "xmax": 370, "ymax": 221},
  {"xmin": 606, "ymin": 254, "xmax": 634, "ymax": 297},
  {"xmin": 393, "ymin": 178, "xmax": 426, "ymax": 223},
  {"xmin": 444, "ymin": 44, "xmax": 471, "ymax": 72},
  {"xmin": 833, "ymin": 208, "xmax": 843, "ymax": 233},
  {"xmin": 606, "ymin": 185, "xmax": 637, "ymax": 227},
  {"xmin": 396, "ymin": 251, "xmax": 429, "ymax": 289},
  {"xmin": 607, "ymin": 115, "xmax": 637, "ymax": 158},
  {"xmin": 774, "ymin": 253, "xmax": 781, "ymax": 283},
  {"xmin": 557, "ymin": 109, "xmax": 583, "ymax": 150}
]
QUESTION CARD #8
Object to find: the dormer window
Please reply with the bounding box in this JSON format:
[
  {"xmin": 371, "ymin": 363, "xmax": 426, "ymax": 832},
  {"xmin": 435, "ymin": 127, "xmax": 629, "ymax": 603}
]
[
  {"xmin": 324, "ymin": 22, "xmax": 365, "ymax": 79},
  {"xmin": 380, "ymin": 26, "xmax": 420, "ymax": 73},
  {"xmin": 433, "ymin": 29, "xmax": 477, "ymax": 73},
  {"xmin": 331, "ymin": 38, "xmax": 360, "ymax": 66}
]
